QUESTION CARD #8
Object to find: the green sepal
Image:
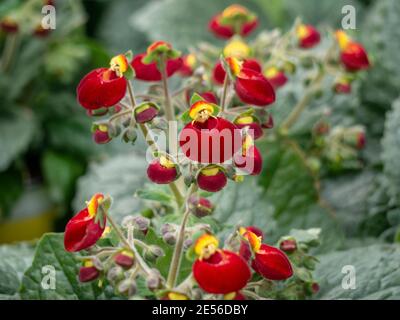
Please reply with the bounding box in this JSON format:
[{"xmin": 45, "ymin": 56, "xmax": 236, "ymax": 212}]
[{"xmin": 220, "ymin": 54, "xmax": 234, "ymax": 81}]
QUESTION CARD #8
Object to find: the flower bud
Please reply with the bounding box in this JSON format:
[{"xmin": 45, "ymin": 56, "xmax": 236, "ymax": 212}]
[
  {"xmin": 146, "ymin": 269, "xmax": 162, "ymax": 290},
  {"xmin": 134, "ymin": 102, "xmax": 160, "ymax": 123},
  {"xmin": 123, "ymin": 215, "xmax": 150, "ymax": 231},
  {"xmin": 93, "ymin": 125, "xmax": 112, "ymax": 144},
  {"xmin": 0, "ymin": 17, "xmax": 19, "ymax": 34},
  {"xmin": 118, "ymin": 279, "xmax": 137, "ymax": 297},
  {"xmin": 79, "ymin": 260, "xmax": 100, "ymax": 283},
  {"xmin": 279, "ymin": 238, "xmax": 297, "ymax": 253},
  {"xmin": 107, "ymin": 266, "xmax": 124, "ymax": 283},
  {"xmin": 87, "ymin": 107, "xmax": 109, "ymax": 117},
  {"xmin": 183, "ymin": 238, "xmax": 194, "ymax": 250},
  {"xmin": 161, "ymin": 223, "xmax": 176, "ymax": 235},
  {"xmin": 189, "ymin": 195, "xmax": 214, "ymax": 218},
  {"xmin": 114, "ymin": 249, "xmax": 135, "ymax": 269},
  {"xmin": 163, "ymin": 232, "xmax": 177, "ymax": 245},
  {"xmin": 122, "ymin": 127, "xmax": 138, "ymax": 144},
  {"xmin": 145, "ymin": 245, "xmax": 165, "ymax": 261}
]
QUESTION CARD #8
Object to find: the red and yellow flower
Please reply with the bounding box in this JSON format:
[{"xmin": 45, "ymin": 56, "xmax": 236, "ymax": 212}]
[
  {"xmin": 196, "ymin": 166, "xmax": 228, "ymax": 192},
  {"xmin": 179, "ymin": 54, "xmax": 197, "ymax": 77},
  {"xmin": 77, "ymin": 54, "xmax": 129, "ymax": 110},
  {"xmin": 234, "ymin": 114, "xmax": 263, "ymax": 140},
  {"xmin": 193, "ymin": 234, "xmax": 251, "ymax": 294},
  {"xmin": 208, "ymin": 5, "xmax": 258, "ymax": 39},
  {"xmin": 179, "ymin": 100, "xmax": 242, "ymax": 163},
  {"xmin": 335, "ymin": 30, "xmax": 370, "ymax": 71},
  {"xmin": 264, "ymin": 66, "xmax": 288, "ymax": 89},
  {"xmin": 233, "ymin": 136, "xmax": 263, "ymax": 176},
  {"xmin": 79, "ymin": 259, "xmax": 100, "ymax": 282},
  {"xmin": 147, "ymin": 156, "xmax": 179, "ymax": 184},
  {"xmin": 64, "ymin": 193, "xmax": 107, "ymax": 252},
  {"xmin": 296, "ymin": 24, "xmax": 320, "ymax": 49},
  {"xmin": 212, "ymin": 58, "xmax": 261, "ymax": 85}
]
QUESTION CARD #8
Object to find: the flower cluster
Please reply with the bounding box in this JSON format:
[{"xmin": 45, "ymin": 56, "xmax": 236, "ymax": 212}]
[{"xmin": 63, "ymin": 3, "xmax": 370, "ymax": 300}]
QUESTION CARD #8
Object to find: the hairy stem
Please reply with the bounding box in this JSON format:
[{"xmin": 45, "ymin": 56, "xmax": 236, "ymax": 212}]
[
  {"xmin": 166, "ymin": 183, "xmax": 197, "ymax": 289},
  {"xmin": 220, "ymin": 74, "xmax": 230, "ymax": 112},
  {"xmin": 1, "ymin": 33, "xmax": 18, "ymax": 72},
  {"xmin": 160, "ymin": 58, "xmax": 174, "ymax": 122}
]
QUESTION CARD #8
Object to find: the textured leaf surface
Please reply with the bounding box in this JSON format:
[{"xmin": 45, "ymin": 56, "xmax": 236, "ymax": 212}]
[
  {"xmin": 315, "ymin": 244, "xmax": 400, "ymax": 299},
  {"xmin": 19, "ymin": 233, "xmax": 102, "ymax": 300}
]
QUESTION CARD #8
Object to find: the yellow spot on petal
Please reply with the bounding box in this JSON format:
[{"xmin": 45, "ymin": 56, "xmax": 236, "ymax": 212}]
[
  {"xmin": 185, "ymin": 54, "xmax": 196, "ymax": 68},
  {"xmin": 168, "ymin": 292, "xmax": 189, "ymax": 300},
  {"xmin": 243, "ymin": 230, "xmax": 262, "ymax": 252},
  {"xmin": 120, "ymin": 249, "xmax": 134, "ymax": 258},
  {"xmin": 224, "ymin": 292, "xmax": 236, "ymax": 300},
  {"xmin": 222, "ymin": 4, "xmax": 248, "ymax": 18},
  {"xmin": 201, "ymin": 165, "xmax": 220, "ymax": 177},
  {"xmin": 110, "ymin": 54, "xmax": 128, "ymax": 77},
  {"xmin": 335, "ymin": 30, "xmax": 351, "ymax": 50},
  {"xmin": 227, "ymin": 57, "xmax": 242, "ymax": 76},
  {"xmin": 101, "ymin": 226, "xmax": 111, "ymax": 238},
  {"xmin": 296, "ymin": 24, "xmax": 310, "ymax": 40},
  {"xmin": 264, "ymin": 66, "xmax": 279, "ymax": 79},
  {"xmin": 83, "ymin": 259, "xmax": 94, "ymax": 268},
  {"xmin": 98, "ymin": 124, "xmax": 108, "ymax": 132},
  {"xmin": 189, "ymin": 101, "xmax": 214, "ymax": 121},
  {"xmin": 87, "ymin": 193, "xmax": 104, "ymax": 218},
  {"xmin": 159, "ymin": 156, "xmax": 175, "ymax": 169},
  {"xmin": 236, "ymin": 116, "xmax": 254, "ymax": 125},
  {"xmin": 194, "ymin": 234, "xmax": 219, "ymax": 259},
  {"xmin": 223, "ymin": 40, "xmax": 250, "ymax": 59}
]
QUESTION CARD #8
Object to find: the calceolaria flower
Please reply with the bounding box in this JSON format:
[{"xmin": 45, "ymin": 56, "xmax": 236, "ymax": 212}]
[
  {"xmin": 147, "ymin": 156, "xmax": 179, "ymax": 184},
  {"xmin": 296, "ymin": 24, "xmax": 321, "ymax": 49},
  {"xmin": 333, "ymin": 77, "xmax": 352, "ymax": 94},
  {"xmin": 264, "ymin": 66, "xmax": 288, "ymax": 89},
  {"xmin": 64, "ymin": 193, "xmax": 108, "ymax": 252},
  {"xmin": 242, "ymin": 229, "xmax": 293, "ymax": 280},
  {"xmin": 192, "ymin": 234, "xmax": 251, "ymax": 294},
  {"xmin": 179, "ymin": 100, "xmax": 241, "ymax": 163},
  {"xmin": 335, "ymin": 30, "xmax": 370, "ymax": 72},
  {"xmin": 189, "ymin": 195, "xmax": 214, "ymax": 218},
  {"xmin": 208, "ymin": 4, "xmax": 258, "ymax": 39},
  {"xmin": 179, "ymin": 54, "xmax": 197, "ymax": 77},
  {"xmin": 233, "ymin": 136, "xmax": 263, "ymax": 176},
  {"xmin": 0, "ymin": 17, "xmax": 19, "ymax": 33},
  {"xmin": 131, "ymin": 41, "xmax": 183, "ymax": 81},
  {"xmin": 197, "ymin": 166, "xmax": 228, "ymax": 192},
  {"xmin": 212, "ymin": 58, "xmax": 261, "ymax": 85},
  {"xmin": 234, "ymin": 112, "xmax": 263, "ymax": 140},
  {"xmin": 79, "ymin": 259, "xmax": 100, "ymax": 282},
  {"xmin": 134, "ymin": 102, "xmax": 160, "ymax": 123},
  {"xmin": 92, "ymin": 124, "xmax": 112, "ymax": 144},
  {"xmin": 77, "ymin": 54, "xmax": 129, "ymax": 110}
]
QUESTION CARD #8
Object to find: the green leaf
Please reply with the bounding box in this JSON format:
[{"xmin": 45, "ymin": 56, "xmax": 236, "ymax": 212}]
[
  {"xmin": 0, "ymin": 242, "xmax": 35, "ymax": 297},
  {"xmin": 0, "ymin": 109, "xmax": 37, "ymax": 171},
  {"xmin": 19, "ymin": 233, "xmax": 103, "ymax": 300},
  {"xmin": 73, "ymin": 152, "xmax": 148, "ymax": 222},
  {"xmin": 41, "ymin": 151, "xmax": 85, "ymax": 205},
  {"xmin": 315, "ymin": 244, "xmax": 400, "ymax": 299},
  {"xmin": 190, "ymin": 92, "xmax": 204, "ymax": 106},
  {"xmin": 0, "ymin": 168, "xmax": 23, "ymax": 220},
  {"xmin": 135, "ymin": 185, "xmax": 173, "ymax": 205}
]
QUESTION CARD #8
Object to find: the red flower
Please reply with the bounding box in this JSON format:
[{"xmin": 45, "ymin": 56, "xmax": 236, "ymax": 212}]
[
  {"xmin": 208, "ymin": 5, "xmax": 258, "ymax": 39},
  {"xmin": 212, "ymin": 59, "xmax": 261, "ymax": 85},
  {"xmin": 131, "ymin": 53, "xmax": 182, "ymax": 81},
  {"xmin": 235, "ymin": 67, "xmax": 275, "ymax": 106},
  {"xmin": 197, "ymin": 166, "xmax": 227, "ymax": 192},
  {"xmin": 64, "ymin": 193, "xmax": 107, "ymax": 252},
  {"xmin": 77, "ymin": 68, "xmax": 127, "ymax": 110},
  {"xmin": 252, "ymin": 244, "xmax": 293, "ymax": 280},
  {"xmin": 279, "ymin": 239, "xmax": 297, "ymax": 253},
  {"xmin": 336, "ymin": 30, "xmax": 370, "ymax": 71},
  {"xmin": 93, "ymin": 125, "xmax": 112, "ymax": 144},
  {"xmin": 147, "ymin": 157, "xmax": 178, "ymax": 184},
  {"xmin": 193, "ymin": 234, "xmax": 251, "ymax": 294},
  {"xmin": 296, "ymin": 24, "xmax": 320, "ymax": 49},
  {"xmin": 33, "ymin": 24, "xmax": 51, "ymax": 37},
  {"xmin": 79, "ymin": 260, "xmax": 100, "ymax": 282},
  {"xmin": 114, "ymin": 250, "xmax": 135, "ymax": 268},
  {"xmin": 179, "ymin": 101, "xmax": 242, "ymax": 163},
  {"xmin": 264, "ymin": 67, "xmax": 288, "ymax": 89},
  {"xmin": 334, "ymin": 81, "xmax": 351, "ymax": 94},
  {"xmin": 179, "ymin": 54, "xmax": 196, "ymax": 77},
  {"xmin": 234, "ymin": 115, "xmax": 263, "ymax": 140},
  {"xmin": 0, "ymin": 17, "xmax": 18, "ymax": 33},
  {"xmin": 239, "ymin": 226, "xmax": 264, "ymax": 261},
  {"xmin": 234, "ymin": 142, "xmax": 263, "ymax": 176},
  {"xmin": 134, "ymin": 102, "xmax": 159, "ymax": 123},
  {"xmin": 200, "ymin": 91, "xmax": 218, "ymax": 104},
  {"xmin": 189, "ymin": 195, "xmax": 214, "ymax": 218},
  {"xmin": 356, "ymin": 131, "xmax": 366, "ymax": 149}
]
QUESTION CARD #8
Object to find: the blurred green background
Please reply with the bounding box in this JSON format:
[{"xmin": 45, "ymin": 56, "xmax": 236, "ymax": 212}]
[{"xmin": 0, "ymin": 0, "xmax": 399, "ymax": 246}]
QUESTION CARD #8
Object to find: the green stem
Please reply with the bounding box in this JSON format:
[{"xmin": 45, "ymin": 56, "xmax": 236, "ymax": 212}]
[
  {"xmin": 220, "ymin": 74, "xmax": 230, "ymax": 112},
  {"xmin": 280, "ymin": 68, "xmax": 325, "ymax": 132},
  {"xmin": 1, "ymin": 33, "xmax": 18, "ymax": 72},
  {"xmin": 105, "ymin": 211, "xmax": 152, "ymax": 276},
  {"xmin": 166, "ymin": 183, "xmax": 197, "ymax": 289},
  {"xmin": 160, "ymin": 58, "xmax": 174, "ymax": 122}
]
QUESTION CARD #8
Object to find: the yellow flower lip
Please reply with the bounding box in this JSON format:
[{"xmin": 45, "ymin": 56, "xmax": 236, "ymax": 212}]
[
  {"xmin": 189, "ymin": 101, "xmax": 214, "ymax": 121},
  {"xmin": 185, "ymin": 54, "xmax": 196, "ymax": 68},
  {"xmin": 335, "ymin": 30, "xmax": 351, "ymax": 50},
  {"xmin": 235, "ymin": 115, "xmax": 254, "ymax": 125},
  {"xmin": 83, "ymin": 259, "xmax": 94, "ymax": 268},
  {"xmin": 147, "ymin": 41, "xmax": 172, "ymax": 54},
  {"xmin": 194, "ymin": 233, "xmax": 219, "ymax": 260},
  {"xmin": 223, "ymin": 40, "xmax": 250, "ymax": 59},
  {"xmin": 242, "ymin": 230, "xmax": 262, "ymax": 253},
  {"xmin": 87, "ymin": 193, "xmax": 104, "ymax": 218},
  {"xmin": 110, "ymin": 54, "xmax": 129, "ymax": 77},
  {"xmin": 200, "ymin": 165, "xmax": 220, "ymax": 177},
  {"xmin": 167, "ymin": 292, "xmax": 189, "ymax": 300},
  {"xmin": 226, "ymin": 57, "xmax": 242, "ymax": 76},
  {"xmin": 296, "ymin": 24, "xmax": 310, "ymax": 40},
  {"xmin": 264, "ymin": 66, "xmax": 279, "ymax": 78},
  {"xmin": 159, "ymin": 156, "xmax": 175, "ymax": 169},
  {"xmin": 222, "ymin": 4, "xmax": 249, "ymax": 18}
]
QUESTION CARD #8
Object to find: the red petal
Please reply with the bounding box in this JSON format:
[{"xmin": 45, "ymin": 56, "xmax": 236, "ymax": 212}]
[
  {"xmin": 299, "ymin": 26, "xmax": 321, "ymax": 49},
  {"xmin": 131, "ymin": 53, "xmax": 183, "ymax": 81},
  {"xmin": 235, "ymin": 68, "xmax": 275, "ymax": 106},
  {"xmin": 234, "ymin": 145, "xmax": 263, "ymax": 175},
  {"xmin": 252, "ymin": 244, "xmax": 293, "ymax": 280},
  {"xmin": 147, "ymin": 159, "xmax": 178, "ymax": 184},
  {"xmin": 208, "ymin": 15, "xmax": 234, "ymax": 39},
  {"xmin": 77, "ymin": 68, "xmax": 127, "ymax": 110},
  {"xmin": 340, "ymin": 43, "xmax": 370, "ymax": 71},
  {"xmin": 240, "ymin": 18, "xmax": 258, "ymax": 37},
  {"xmin": 235, "ymin": 122, "xmax": 264, "ymax": 140},
  {"xmin": 193, "ymin": 250, "xmax": 251, "ymax": 294},
  {"xmin": 179, "ymin": 117, "xmax": 242, "ymax": 163},
  {"xmin": 267, "ymin": 71, "xmax": 288, "ymax": 89},
  {"xmin": 64, "ymin": 208, "xmax": 106, "ymax": 252},
  {"xmin": 212, "ymin": 59, "xmax": 261, "ymax": 85},
  {"xmin": 79, "ymin": 266, "xmax": 100, "ymax": 282},
  {"xmin": 197, "ymin": 171, "xmax": 227, "ymax": 192}
]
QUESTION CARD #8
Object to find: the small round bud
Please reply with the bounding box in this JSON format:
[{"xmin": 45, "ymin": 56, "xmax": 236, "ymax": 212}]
[
  {"xmin": 107, "ymin": 266, "xmax": 124, "ymax": 283},
  {"xmin": 118, "ymin": 279, "xmax": 137, "ymax": 297},
  {"xmin": 145, "ymin": 245, "xmax": 165, "ymax": 261},
  {"xmin": 122, "ymin": 127, "xmax": 138, "ymax": 144},
  {"xmin": 279, "ymin": 239, "xmax": 297, "ymax": 253},
  {"xmin": 183, "ymin": 238, "xmax": 193, "ymax": 250},
  {"xmin": 132, "ymin": 216, "xmax": 150, "ymax": 231},
  {"xmin": 160, "ymin": 223, "xmax": 175, "ymax": 235},
  {"xmin": 162, "ymin": 232, "xmax": 177, "ymax": 245},
  {"xmin": 114, "ymin": 250, "xmax": 135, "ymax": 269},
  {"xmin": 189, "ymin": 195, "xmax": 214, "ymax": 218}
]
